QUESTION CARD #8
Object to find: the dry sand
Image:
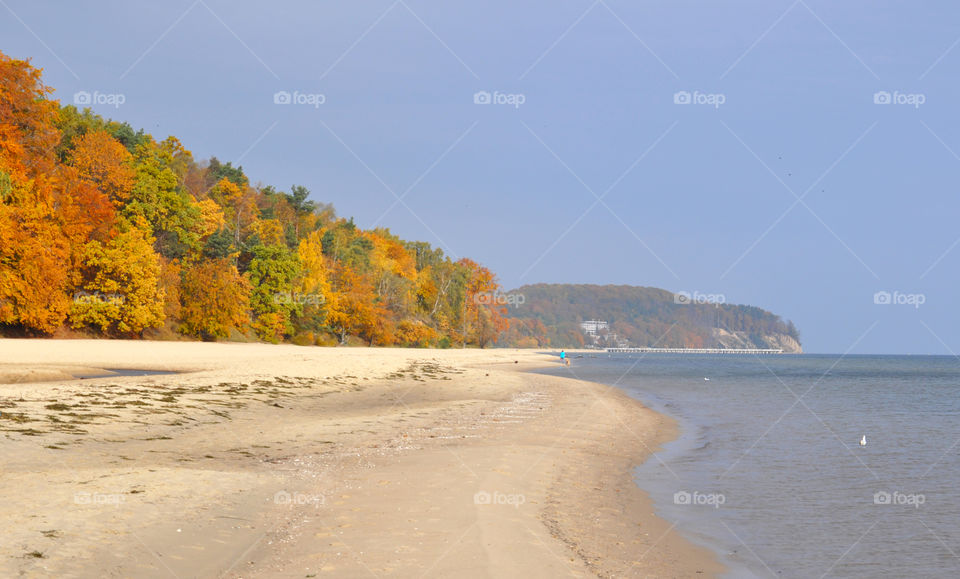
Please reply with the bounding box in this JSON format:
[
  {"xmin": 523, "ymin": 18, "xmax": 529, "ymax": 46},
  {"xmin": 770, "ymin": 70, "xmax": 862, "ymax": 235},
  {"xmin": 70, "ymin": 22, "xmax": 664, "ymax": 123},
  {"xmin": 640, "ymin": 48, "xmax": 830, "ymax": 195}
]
[{"xmin": 0, "ymin": 339, "xmax": 721, "ymax": 578}]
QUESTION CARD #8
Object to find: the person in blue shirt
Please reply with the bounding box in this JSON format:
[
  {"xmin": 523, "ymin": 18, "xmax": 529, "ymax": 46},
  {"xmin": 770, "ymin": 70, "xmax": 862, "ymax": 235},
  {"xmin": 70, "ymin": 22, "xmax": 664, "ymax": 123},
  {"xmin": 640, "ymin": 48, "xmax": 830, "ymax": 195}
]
[{"xmin": 560, "ymin": 350, "xmax": 567, "ymax": 365}]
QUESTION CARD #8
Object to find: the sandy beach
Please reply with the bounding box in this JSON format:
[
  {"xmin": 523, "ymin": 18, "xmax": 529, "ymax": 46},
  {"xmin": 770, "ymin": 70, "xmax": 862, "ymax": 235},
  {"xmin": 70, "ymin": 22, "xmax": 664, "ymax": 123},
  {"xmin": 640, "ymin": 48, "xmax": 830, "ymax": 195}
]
[{"xmin": 0, "ymin": 340, "xmax": 721, "ymax": 578}]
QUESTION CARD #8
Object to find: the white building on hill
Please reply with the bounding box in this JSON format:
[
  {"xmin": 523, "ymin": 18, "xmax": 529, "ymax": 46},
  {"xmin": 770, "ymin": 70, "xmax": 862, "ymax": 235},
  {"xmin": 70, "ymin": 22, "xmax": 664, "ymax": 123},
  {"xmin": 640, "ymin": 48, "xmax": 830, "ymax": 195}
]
[{"xmin": 580, "ymin": 320, "xmax": 608, "ymax": 336}]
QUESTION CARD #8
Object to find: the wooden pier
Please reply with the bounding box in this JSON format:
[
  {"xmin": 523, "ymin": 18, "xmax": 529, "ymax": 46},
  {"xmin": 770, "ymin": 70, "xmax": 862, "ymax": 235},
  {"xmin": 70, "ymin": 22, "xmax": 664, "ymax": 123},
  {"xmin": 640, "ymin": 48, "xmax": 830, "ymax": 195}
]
[{"xmin": 605, "ymin": 347, "xmax": 783, "ymax": 354}]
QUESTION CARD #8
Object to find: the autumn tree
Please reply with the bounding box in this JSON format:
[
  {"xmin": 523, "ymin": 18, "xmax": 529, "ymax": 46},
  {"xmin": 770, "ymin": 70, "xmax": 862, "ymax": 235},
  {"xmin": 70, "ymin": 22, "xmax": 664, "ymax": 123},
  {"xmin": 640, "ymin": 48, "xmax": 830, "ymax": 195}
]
[
  {"xmin": 0, "ymin": 53, "xmax": 72, "ymax": 333},
  {"xmin": 70, "ymin": 129, "xmax": 135, "ymax": 206},
  {"xmin": 0, "ymin": 201, "xmax": 72, "ymax": 333},
  {"xmin": 208, "ymin": 177, "xmax": 259, "ymax": 252},
  {"xmin": 292, "ymin": 229, "xmax": 331, "ymax": 334},
  {"xmin": 321, "ymin": 218, "xmax": 372, "ymax": 271},
  {"xmin": 179, "ymin": 259, "xmax": 250, "ymax": 339},
  {"xmin": 395, "ymin": 320, "xmax": 437, "ymax": 347},
  {"xmin": 459, "ymin": 258, "xmax": 508, "ymax": 348},
  {"xmin": 366, "ymin": 230, "xmax": 417, "ymax": 318},
  {"xmin": 0, "ymin": 52, "xmax": 59, "ymax": 183},
  {"xmin": 125, "ymin": 139, "xmax": 201, "ymax": 258},
  {"xmin": 325, "ymin": 262, "xmax": 390, "ymax": 345},
  {"xmin": 69, "ymin": 225, "xmax": 165, "ymax": 335},
  {"xmin": 285, "ymin": 184, "xmax": 317, "ymax": 239},
  {"xmin": 253, "ymin": 219, "xmax": 286, "ymax": 247},
  {"xmin": 56, "ymin": 105, "xmax": 148, "ymax": 158},
  {"xmin": 195, "ymin": 197, "xmax": 226, "ymax": 239},
  {"xmin": 55, "ymin": 169, "xmax": 115, "ymax": 247},
  {"xmin": 158, "ymin": 257, "xmax": 182, "ymax": 321},
  {"xmin": 246, "ymin": 244, "xmax": 300, "ymax": 342}
]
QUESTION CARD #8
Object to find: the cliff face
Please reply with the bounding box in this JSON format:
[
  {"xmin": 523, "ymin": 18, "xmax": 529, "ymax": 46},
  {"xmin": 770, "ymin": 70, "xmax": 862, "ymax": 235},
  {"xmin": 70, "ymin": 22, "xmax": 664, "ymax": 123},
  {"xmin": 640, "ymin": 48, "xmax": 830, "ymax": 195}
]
[{"xmin": 711, "ymin": 328, "xmax": 803, "ymax": 353}]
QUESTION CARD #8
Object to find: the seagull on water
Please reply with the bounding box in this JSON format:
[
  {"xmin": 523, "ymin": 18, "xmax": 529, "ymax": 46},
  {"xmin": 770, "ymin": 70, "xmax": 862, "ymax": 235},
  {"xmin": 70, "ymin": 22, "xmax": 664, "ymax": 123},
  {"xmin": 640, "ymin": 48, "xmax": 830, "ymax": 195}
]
[{"xmin": 860, "ymin": 435, "xmax": 867, "ymax": 447}]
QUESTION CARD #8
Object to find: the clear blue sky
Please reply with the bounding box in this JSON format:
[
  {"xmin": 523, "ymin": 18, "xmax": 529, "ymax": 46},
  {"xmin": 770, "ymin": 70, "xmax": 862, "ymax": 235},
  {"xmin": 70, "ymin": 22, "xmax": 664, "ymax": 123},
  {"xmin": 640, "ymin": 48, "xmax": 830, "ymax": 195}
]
[{"xmin": 3, "ymin": 0, "xmax": 958, "ymax": 354}]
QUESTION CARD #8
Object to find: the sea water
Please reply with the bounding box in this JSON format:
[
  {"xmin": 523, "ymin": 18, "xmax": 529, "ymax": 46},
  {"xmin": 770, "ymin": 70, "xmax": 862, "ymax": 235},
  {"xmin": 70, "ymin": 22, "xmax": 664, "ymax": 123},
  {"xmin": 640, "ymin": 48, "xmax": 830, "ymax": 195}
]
[{"xmin": 538, "ymin": 354, "xmax": 960, "ymax": 578}]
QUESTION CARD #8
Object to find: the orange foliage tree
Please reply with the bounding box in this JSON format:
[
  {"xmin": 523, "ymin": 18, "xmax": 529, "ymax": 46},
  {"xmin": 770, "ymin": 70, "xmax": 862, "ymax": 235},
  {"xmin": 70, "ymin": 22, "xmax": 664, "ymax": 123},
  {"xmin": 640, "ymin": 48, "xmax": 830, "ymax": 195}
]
[
  {"xmin": 0, "ymin": 52, "xmax": 59, "ymax": 183},
  {"xmin": 179, "ymin": 259, "xmax": 250, "ymax": 339},
  {"xmin": 459, "ymin": 258, "xmax": 508, "ymax": 348},
  {"xmin": 0, "ymin": 202, "xmax": 72, "ymax": 333},
  {"xmin": 326, "ymin": 262, "xmax": 392, "ymax": 345},
  {"xmin": 70, "ymin": 129, "xmax": 135, "ymax": 206},
  {"xmin": 0, "ymin": 53, "xmax": 73, "ymax": 333}
]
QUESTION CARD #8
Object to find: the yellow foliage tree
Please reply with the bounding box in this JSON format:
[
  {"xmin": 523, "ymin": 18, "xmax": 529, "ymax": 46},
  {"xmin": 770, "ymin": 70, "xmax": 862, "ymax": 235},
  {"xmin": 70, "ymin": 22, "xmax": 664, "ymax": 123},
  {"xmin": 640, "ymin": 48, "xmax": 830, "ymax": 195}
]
[
  {"xmin": 208, "ymin": 177, "xmax": 258, "ymax": 245},
  {"xmin": 195, "ymin": 197, "xmax": 225, "ymax": 238},
  {"xmin": 365, "ymin": 231, "xmax": 417, "ymax": 327},
  {"xmin": 69, "ymin": 225, "xmax": 165, "ymax": 335},
  {"xmin": 297, "ymin": 229, "xmax": 331, "ymax": 306},
  {"xmin": 254, "ymin": 218, "xmax": 285, "ymax": 247}
]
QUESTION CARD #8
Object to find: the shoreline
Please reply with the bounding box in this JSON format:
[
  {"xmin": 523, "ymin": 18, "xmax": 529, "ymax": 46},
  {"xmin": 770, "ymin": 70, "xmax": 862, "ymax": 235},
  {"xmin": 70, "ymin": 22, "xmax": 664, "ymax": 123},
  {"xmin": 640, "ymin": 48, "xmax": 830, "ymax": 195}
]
[
  {"xmin": 0, "ymin": 340, "xmax": 721, "ymax": 577},
  {"xmin": 583, "ymin": 372, "xmax": 747, "ymax": 579}
]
